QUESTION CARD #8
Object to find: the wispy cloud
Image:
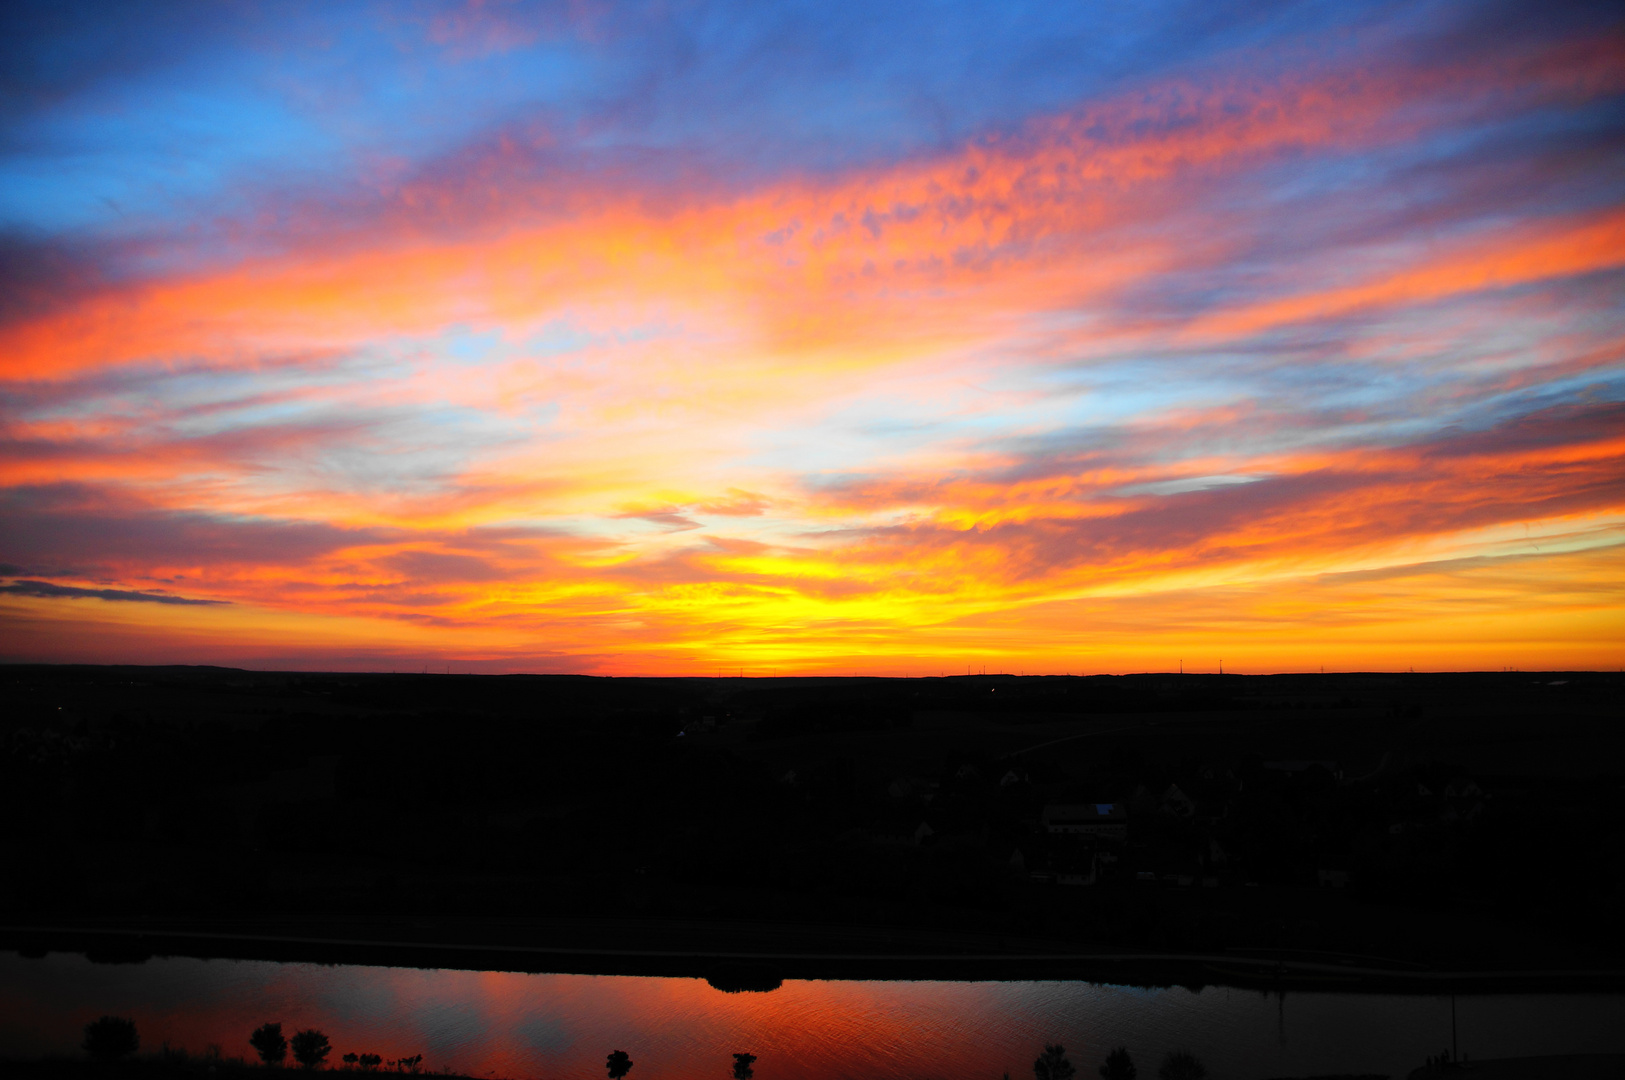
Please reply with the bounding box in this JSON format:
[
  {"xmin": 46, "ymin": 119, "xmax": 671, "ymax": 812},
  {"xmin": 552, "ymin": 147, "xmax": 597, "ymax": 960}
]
[
  {"xmin": 0, "ymin": 579, "xmax": 226, "ymax": 606},
  {"xmin": 0, "ymin": 1, "xmax": 1620, "ymax": 672}
]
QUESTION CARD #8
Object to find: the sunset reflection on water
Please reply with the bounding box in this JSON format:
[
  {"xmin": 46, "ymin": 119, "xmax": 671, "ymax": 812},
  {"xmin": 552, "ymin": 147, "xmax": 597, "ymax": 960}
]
[{"xmin": 4, "ymin": 953, "xmax": 1624, "ymax": 1078}]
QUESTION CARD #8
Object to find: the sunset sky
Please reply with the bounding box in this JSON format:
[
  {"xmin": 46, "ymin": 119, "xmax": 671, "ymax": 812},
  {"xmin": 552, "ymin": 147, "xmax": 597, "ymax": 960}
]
[{"xmin": 1, "ymin": 0, "xmax": 1621, "ymax": 674}]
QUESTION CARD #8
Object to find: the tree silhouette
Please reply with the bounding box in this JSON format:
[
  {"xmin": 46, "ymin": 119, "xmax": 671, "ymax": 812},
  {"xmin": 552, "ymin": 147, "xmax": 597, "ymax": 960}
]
[
  {"xmin": 1035, "ymin": 1044, "xmax": 1076, "ymax": 1080},
  {"xmin": 732, "ymin": 1051, "xmax": 758, "ymax": 1079},
  {"xmin": 82, "ymin": 1016, "xmax": 139, "ymax": 1061},
  {"xmin": 607, "ymin": 1049, "xmax": 634, "ymax": 1079},
  {"xmin": 1157, "ymin": 1051, "xmax": 1206, "ymax": 1080},
  {"xmin": 291, "ymin": 1029, "xmax": 332, "ymax": 1071},
  {"xmin": 1099, "ymin": 1046, "xmax": 1137, "ymax": 1080},
  {"xmin": 251, "ymin": 1023, "xmax": 288, "ymax": 1066}
]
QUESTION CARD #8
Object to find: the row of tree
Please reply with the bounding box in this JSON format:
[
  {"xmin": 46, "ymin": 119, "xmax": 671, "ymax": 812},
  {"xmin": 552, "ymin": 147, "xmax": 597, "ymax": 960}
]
[
  {"xmin": 81, "ymin": 1017, "xmax": 413, "ymax": 1072},
  {"xmin": 1032, "ymin": 1042, "xmax": 1205, "ymax": 1080},
  {"xmin": 86, "ymin": 1017, "xmax": 1202, "ymax": 1079},
  {"xmin": 249, "ymin": 1023, "xmax": 335, "ymax": 1070},
  {"xmin": 604, "ymin": 1048, "xmax": 756, "ymax": 1078}
]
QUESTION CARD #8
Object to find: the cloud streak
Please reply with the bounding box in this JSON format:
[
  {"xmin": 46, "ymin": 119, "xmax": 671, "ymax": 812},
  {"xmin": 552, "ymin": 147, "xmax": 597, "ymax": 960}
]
[
  {"xmin": 0, "ymin": 579, "xmax": 226, "ymax": 606},
  {"xmin": 0, "ymin": 1, "xmax": 1621, "ymax": 672}
]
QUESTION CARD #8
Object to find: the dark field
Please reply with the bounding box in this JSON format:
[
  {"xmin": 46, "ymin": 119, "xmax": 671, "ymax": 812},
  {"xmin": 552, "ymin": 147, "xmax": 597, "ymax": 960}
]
[{"xmin": 4, "ymin": 665, "xmax": 1622, "ymax": 984}]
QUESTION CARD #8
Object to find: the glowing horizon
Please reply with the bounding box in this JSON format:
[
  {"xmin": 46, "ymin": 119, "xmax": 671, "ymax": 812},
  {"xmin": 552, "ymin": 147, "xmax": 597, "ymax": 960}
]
[{"xmin": 2, "ymin": 1, "xmax": 1622, "ymax": 674}]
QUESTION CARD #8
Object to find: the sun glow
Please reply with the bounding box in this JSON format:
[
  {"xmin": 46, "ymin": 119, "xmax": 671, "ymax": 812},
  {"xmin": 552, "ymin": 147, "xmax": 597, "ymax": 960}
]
[{"xmin": 1, "ymin": 4, "xmax": 1621, "ymax": 672}]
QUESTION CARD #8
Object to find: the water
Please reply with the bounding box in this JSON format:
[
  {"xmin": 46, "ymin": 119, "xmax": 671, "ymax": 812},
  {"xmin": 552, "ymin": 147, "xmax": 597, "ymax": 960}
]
[{"xmin": 4, "ymin": 951, "xmax": 1623, "ymax": 1078}]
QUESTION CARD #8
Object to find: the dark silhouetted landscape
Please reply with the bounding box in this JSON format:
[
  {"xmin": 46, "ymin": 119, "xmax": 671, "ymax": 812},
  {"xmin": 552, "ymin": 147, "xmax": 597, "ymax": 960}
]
[{"xmin": 4, "ymin": 665, "xmax": 1621, "ymax": 990}]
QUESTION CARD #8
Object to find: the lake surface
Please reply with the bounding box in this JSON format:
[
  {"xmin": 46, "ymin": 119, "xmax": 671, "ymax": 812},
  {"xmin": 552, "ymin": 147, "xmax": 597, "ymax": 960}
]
[{"xmin": 5, "ymin": 951, "xmax": 1624, "ymax": 1078}]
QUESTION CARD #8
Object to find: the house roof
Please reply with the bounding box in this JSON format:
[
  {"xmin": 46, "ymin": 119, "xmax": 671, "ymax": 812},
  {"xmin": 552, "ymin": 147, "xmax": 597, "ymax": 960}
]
[{"xmin": 1042, "ymin": 802, "xmax": 1126, "ymax": 822}]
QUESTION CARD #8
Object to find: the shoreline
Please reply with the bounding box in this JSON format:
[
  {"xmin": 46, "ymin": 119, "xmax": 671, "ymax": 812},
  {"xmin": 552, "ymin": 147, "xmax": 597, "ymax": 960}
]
[{"xmin": 6, "ymin": 922, "xmax": 1623, "ymax": 994}]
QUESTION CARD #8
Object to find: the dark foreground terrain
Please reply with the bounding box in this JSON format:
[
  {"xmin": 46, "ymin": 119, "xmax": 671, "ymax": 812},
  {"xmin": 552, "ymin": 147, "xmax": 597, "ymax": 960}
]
[
  {"xmin": 0, "ymin": 1062, "xmax": 493, "ymax": 1080},
  {"xmin": 11, "ymin": 1059, "xmax": 1625, "ymax": 1080},
  {"xmin": 4, "ymin": 665, "xmax": 1622, "ymax": 984}
]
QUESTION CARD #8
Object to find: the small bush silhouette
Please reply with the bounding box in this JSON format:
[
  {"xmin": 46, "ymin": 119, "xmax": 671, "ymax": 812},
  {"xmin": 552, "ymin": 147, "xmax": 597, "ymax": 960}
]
[
  {"xmin": 1035, "ymin": 1043, "xmax": 1076, "ymax": 1080},
  {"xmin": 251, "ymin": 1023, "xmax": 288, "ymax": 1066},
  {"xmin": 291, "ymin": 1029, "xmax": 332, "ymax": 1071},
  {"xmin": 359, "ymin": 1053, "xmax": 382, "ymax": 1071},
  {"xmin": 83, "ymin": 1016, "xmax": 139, "ymax": 1061},
  {"xmin": 1157, "ymin": 1050, "xmax": 1206, "ymax": 1080},
  {"xmin": 732, "ymin": 1051, "xmax": 758, "ymax": 1079},
  {"xmin": 607, "ymin": 1049, "xmax": 634, "ymax": 1079},
  {"xmin": 1099, "ymin": 1046, "xmax": 1136, "ymax": 1080}
]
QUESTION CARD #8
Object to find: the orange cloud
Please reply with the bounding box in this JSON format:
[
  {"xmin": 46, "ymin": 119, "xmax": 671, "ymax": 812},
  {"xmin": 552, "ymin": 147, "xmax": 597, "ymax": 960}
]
[
  {"xmin": 3, "ymin": 24, "xmax": 1622, "ymax": 674},
  {"xmin": 1188, "ymin": 208, "xmax": 1625, "ymax": 340},
  {"xmin": 7, "ymin": 28, "xmax": 1620, "ymax": 385}
]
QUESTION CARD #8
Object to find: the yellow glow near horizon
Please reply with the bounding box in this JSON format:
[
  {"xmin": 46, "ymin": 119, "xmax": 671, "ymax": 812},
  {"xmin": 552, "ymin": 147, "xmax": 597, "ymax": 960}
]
[{"xmin": 2, "ymin": 16, "xmax": 1622, "ymax": 673}]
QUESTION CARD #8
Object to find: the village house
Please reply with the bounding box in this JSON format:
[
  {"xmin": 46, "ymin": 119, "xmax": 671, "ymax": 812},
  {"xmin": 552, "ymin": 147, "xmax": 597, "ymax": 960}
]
[
  {"xmin": 1318, "ymin": 868, "xmax": 1351, "ymax": 888},
  {"xmin": 886, "ymin": 775, "xmax": 939, "ymax": 801},
  {"xmin": 1041, "ymin": 802, "xmax": 1128, "ymax": 840}
]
